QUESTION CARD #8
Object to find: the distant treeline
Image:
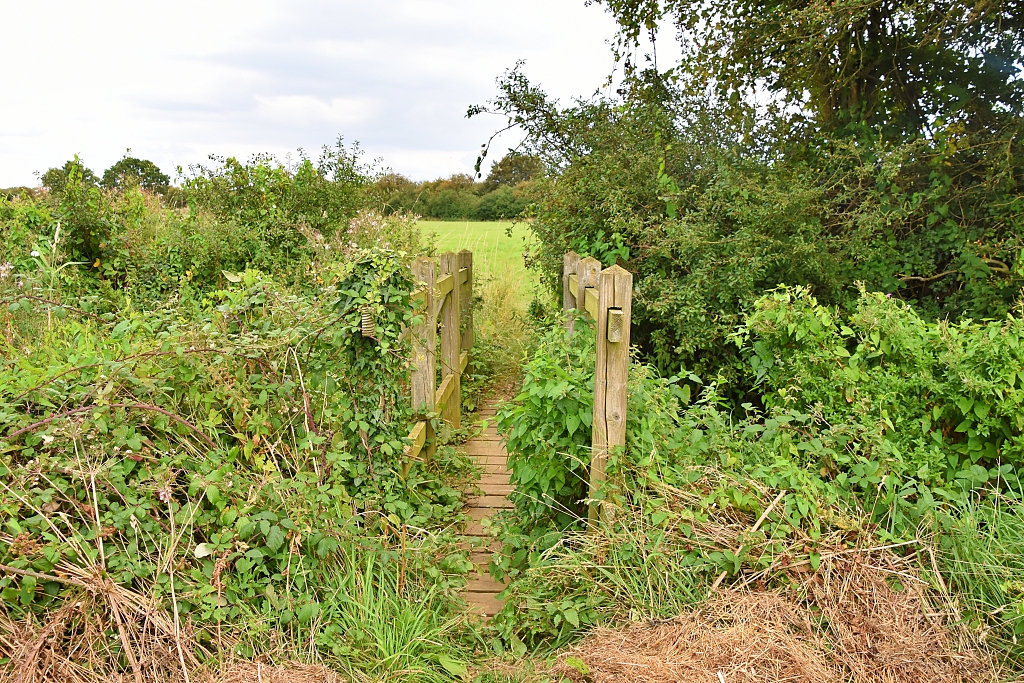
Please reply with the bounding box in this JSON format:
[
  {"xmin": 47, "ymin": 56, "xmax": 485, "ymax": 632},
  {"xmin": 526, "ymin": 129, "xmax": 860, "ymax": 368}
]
[{"xmin": 374, "ymin": 152, "xmax": 544, "ymax": 221}]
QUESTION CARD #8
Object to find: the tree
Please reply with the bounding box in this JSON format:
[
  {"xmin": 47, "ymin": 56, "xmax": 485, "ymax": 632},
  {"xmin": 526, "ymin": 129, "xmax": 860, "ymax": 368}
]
[
  {"xmin": 102, "ymin": 156, "xmax": 170, "ymax": 193},
  {"xmin": 484, "ymin": 152, "xmax": 544, "ymax": 190},
  {"xmin": 41, "ymin": 157, "xmax": 97, "ymax": 195},
  {"xmin": 595, "ymin": 0, "xmax": 1024, "ymax": 140}
]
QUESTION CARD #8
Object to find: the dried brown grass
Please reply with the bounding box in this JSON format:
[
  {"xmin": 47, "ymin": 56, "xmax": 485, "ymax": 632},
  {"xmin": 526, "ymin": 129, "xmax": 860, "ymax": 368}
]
[
  {"xmin": 196, "ymin": 662, "xmax": 340, "ymax": 683},
  {"xmin": 554, "ymin": 551, "xmax": 998, "ymax": 683},
  {"xmin": 0, "ymin": 561, "xmax": 204, "ymax": 683}
]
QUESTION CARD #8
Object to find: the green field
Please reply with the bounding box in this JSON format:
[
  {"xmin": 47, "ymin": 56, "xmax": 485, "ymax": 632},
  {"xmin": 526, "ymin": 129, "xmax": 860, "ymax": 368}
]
[
  {"xmin": 427, "ymin": 220, "xmax": 531, "ymax": 277},
  {"xmin": 426, "ymin": 219, "xmax": 538, "ymax": 306}
]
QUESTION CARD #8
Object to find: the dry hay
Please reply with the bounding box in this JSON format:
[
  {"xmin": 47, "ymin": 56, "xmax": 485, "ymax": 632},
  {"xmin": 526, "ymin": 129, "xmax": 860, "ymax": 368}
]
[
  {"xmin": 0, "ymin": 567, "xmax": 201, "ymax": 683},
  {"xmin": 196, "ymin": 661, "xmax": 340, "ymax": 683},
  {"xmin": 554, "ymin": 552, "xmax": 998, "ymax": 683}
]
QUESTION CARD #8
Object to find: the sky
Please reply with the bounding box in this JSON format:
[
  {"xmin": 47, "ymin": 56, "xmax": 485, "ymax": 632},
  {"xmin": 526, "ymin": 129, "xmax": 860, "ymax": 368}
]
[{"xmin": 0, "ymin": 0, "xmax": 632, "ymax": 187}]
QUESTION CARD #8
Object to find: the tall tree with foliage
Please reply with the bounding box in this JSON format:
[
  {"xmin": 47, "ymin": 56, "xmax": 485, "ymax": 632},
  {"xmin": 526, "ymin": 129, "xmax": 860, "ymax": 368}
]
[
  {"xmin": 102, "ymin": 155, "xmax": 170, "ymax": 193},
  {"xmin": 595, "ymin": 0, "xmax": 1024, "ymax": 139},
  {"xmin": 476, "ymin": 2, "xmax": 1023, "ymax": 384}
]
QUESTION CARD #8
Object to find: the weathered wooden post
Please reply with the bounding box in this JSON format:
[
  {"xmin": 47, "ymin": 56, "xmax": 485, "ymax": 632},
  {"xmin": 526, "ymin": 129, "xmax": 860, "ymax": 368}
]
[
  {"xmin": 439, "ymin": 251, "xmax": 461, "ymax": 430},
  {"xmin": 563, "ymin": 251, "xmax": 580, "ymax": 332},
  {"xmin": 410, "ymin": 257, "xmax": 437, "ymax": 461},
  {"xmin": 458, "ymin": 250, "xmax": 473, "ymax": 354},
  {"xmin": 589, "ymin": 264, "xmax": 633, "ymax": 524},
  {"xmin": 577, "ymin": 257, "xmax": 601, "ymax": 320}
]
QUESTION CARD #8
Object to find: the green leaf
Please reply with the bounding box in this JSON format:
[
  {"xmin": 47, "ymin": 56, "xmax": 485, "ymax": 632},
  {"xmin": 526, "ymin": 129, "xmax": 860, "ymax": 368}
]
[
  {"xmin": 437, "ymin": 654, "xmax": 468, "ymax": 678},
  {"xmin": 296, "ymin": 602, "xmax": 318, "ymax": 624},
  {"xmin": 266, "ymin": 525, "xmax": 286, "ymax": 552},
  {"xmin": 563, "ymin": 607, "xmax": 580, "ymax": 627},
  {"xmin": 566, "ymin": 414, "xmax": 579, "ymax": 436}
]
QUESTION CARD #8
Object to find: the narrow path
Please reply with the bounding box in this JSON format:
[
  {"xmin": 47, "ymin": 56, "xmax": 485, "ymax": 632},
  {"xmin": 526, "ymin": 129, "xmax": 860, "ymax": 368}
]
[{"xmin": 461, "ymin": 400, "xmax": 512, "ymax": 617}]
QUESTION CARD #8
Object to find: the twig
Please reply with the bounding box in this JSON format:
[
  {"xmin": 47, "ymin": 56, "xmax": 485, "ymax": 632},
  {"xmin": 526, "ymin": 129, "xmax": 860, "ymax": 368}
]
[
  {"xmin": 166, "ymin": 500, "xmax": 191, "ymax": 683},
  {"xmin": 6, "ymin": 402, "xmax": 217, "ymax": 450},
  {"xmin": 11, "ymin": 347, "xmax": 219, "ymax": 403},
  {"xmin": 710, "ymin": 490, "xmax": 787, "ymax": 594},
  {"xmin": 0, "ymin": 293, "xmax": 106, "ymax": 322},
  {"xmin": 0, "ymin": 562, "xmax": 89, "ymax": 589},
  {"xmin": 105, "ymin": 591, "xmax": 144, "ymax": 683},
  {"xmin": 899, "ymin": 270, "xmax": 957, "ymax": 283}
]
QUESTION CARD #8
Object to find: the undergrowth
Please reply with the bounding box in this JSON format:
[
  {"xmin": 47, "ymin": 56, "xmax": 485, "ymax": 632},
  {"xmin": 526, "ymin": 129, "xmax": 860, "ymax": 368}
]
[{"xmin": 489, "ymin": 292, "xmax": 1024, "ymax": 674}]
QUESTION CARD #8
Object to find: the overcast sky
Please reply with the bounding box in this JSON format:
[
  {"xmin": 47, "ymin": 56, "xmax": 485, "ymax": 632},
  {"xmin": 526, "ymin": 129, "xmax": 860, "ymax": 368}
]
[{"xmin": 0, "ymin": 0, "xmax": 634, "ymax": 187}]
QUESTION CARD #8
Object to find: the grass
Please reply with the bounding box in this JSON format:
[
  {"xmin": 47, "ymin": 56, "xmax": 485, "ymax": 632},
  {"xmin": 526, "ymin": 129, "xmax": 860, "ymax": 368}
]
[
  {"xmin": 426, "ymin": 220, "xmax": 538, "ymax": 307},
  {"xmin": 424, "ymin": 220, "xmax": 541, "ymax": 398}
]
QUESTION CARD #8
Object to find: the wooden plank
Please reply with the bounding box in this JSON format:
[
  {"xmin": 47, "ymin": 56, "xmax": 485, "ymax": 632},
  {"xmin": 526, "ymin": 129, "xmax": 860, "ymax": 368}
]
[
  {"xmin": 436, "ymin": 272, "xmax": 454, "ymax": 298},
  {"xmin": 564, "ymin": 251, "xmax": 580, "ymax": 333},
  {"xmin": 474, "ymin": 484, "xmax": 513, "ymax": 496},
  {"xmin": 584, "ymin": 286, "xmax": 600, "ymax": 319},
  {"xmin": 440, "ymin": 252, "xmax": 461, "ymax": 429},
  {"xmin": 465, "ymin": 442, "xmax": 506, "ymax": 456},
  {"xmin": 435, "ymin": 374, "xmax": 455, "ymax": 413},
  {"xmin": 457, "ymin": 266, "xmax": 469, "ymax": 285},
  {"xmin": 578, "ymin": 257, "xmax": 601, "ymax": 321},
  {"xmin": 410, "ymin": 258, "xmax": 436, "ymax": 463},
  {"xmin": 459, "ymin": 350, "xmax": 469, "ymax": 374},
  {"xmin": 467, "ymin": 495, "xmax": 514, "ymax": 509},
  {"xmin": 404, "ymin": 420, "xmax": 426, "ymax": 459},
  {"xmin": 459, "ymin": 251, "xmax": 474, "ymax": 352},
  {"xmin": 464, "ymin": 521, "xmax": 487, "ymax": 536},
  {"xmin": 589, "ymin": 264, "xmax": 632, "ymax": 525},
  {"xmin": 568, "ymin": 272, "xmax": 601, "ymax": 320},
  {"xmin": 466, "ymin": 593, "xmax": 504, "ymax": 617},
  {"xmin": 464, "ymin": 576, "xmax": 506, "ymax": 593}
]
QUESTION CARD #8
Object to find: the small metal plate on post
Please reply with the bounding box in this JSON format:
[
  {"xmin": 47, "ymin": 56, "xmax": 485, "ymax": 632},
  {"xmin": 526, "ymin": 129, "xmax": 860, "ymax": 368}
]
[{"xmin": 607, "ymin": 308, "xmax": 624, "ymax": 342}]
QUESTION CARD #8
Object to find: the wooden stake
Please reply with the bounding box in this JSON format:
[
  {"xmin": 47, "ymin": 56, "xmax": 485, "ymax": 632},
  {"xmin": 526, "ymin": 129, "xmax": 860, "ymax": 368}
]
[
  {"xmin": 577, "ymin": 257, "xmax": 601, "ymax": 321},
  {"xmin": 589, "ymin": 264, "xmax": 632, "ymax": 525},
  {"xmin": 563, "ymin": 251, "xmax": 580, "ymax": 332},
  {"xmin": 459, "ymin": 250, "xmax": 473, "ymax": 352},
  {"xmin": 440, "ymin": 252, "xmax": 461, "ymax": 430},
  {"xmin": 411, "ymin": 257, "xmax": 436, "ymax": 461}
]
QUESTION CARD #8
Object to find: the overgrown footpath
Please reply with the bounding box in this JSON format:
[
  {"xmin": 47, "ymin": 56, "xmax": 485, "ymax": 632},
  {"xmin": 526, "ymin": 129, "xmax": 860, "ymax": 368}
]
[
  {"xmin": 4, "ymin": 143, "xmax": 1024, "ymax": 683},
  {"xmin": 0, "ymin": 152, "xmax": 519, "ymax": 682}
]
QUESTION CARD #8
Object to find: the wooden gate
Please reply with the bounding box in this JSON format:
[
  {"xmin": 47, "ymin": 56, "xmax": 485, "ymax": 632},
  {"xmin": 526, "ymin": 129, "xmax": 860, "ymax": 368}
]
[{"xmin": 562, "ymin": 252, "xmax": 633, "ymax": 523}]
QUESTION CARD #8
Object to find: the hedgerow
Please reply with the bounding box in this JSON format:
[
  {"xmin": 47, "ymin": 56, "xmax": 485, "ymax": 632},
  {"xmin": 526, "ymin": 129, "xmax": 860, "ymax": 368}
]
[{"xmin": 0, "ymin": 237, "xmax": 476, "ymax": 674}]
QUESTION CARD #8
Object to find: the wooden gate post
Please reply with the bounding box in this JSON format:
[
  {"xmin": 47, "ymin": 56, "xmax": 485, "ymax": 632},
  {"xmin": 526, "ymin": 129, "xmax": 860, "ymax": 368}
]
[
  {"xmin": 439, "ymin": 252, "xmax": 461, "ymax": 430},
  {"xmin": 589, "ymin": 264, "xmax": 633, "ymax": 524},
  {"xmin": 410, "ymin": 257, "xmax": 436, "ymax": 461},
  {"xmin": 563, "ymin": 251, "xmax": 581, "ymax": 332},
  {"xmin": 577, "ymin": 257, "xmax": 601, "ymax": 320},
  {"xmin": 458, "ymin": 250, "xmax": 473, "ymax": 353}
]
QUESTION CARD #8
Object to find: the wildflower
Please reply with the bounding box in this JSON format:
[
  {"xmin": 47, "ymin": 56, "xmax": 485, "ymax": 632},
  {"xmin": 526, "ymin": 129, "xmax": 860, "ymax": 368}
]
[
  {"xmin": 0, "ymin": 262, "xmax": 11, "ymax": 279},
  {"xmin": 30, "ymin": 250, "xmax": 40, "ymax": 258}
]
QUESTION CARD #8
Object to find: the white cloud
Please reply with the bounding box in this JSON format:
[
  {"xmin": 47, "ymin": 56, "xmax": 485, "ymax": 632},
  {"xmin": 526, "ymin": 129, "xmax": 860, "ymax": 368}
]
[
  {"xmin": 255, "ymin": 95, "xmax": 377, "ymax": 126},
  {"xmin": 0, "ymin": 0, "xmax": 626, "ymax": 186}
]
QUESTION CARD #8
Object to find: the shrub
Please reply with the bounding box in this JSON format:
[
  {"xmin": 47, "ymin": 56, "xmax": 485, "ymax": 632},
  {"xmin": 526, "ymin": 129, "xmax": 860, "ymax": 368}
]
[
  {"xmin": 740, "ymin": 286, "xmax": 1024, "ymax": 490},
  {"xmin": 0, "ymin": 253, "xmax": 475, "ymax": 668}
]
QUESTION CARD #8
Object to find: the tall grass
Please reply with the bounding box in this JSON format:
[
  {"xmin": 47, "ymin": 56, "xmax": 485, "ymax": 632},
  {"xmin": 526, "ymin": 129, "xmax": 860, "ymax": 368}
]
[{"xmin": 937, "ymin": 494, "xmax": 1024, "ymax": 667}]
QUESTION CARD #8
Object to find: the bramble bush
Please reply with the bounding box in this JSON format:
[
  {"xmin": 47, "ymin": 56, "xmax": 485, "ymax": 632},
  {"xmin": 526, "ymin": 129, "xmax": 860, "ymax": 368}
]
[
  {"xmin": 489, "ymin": 290, "xmax": 1024, "ymax": 658},
  {"xmin": 0, "ymin": 246, "xmax": 476, "ymax": 673}
]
